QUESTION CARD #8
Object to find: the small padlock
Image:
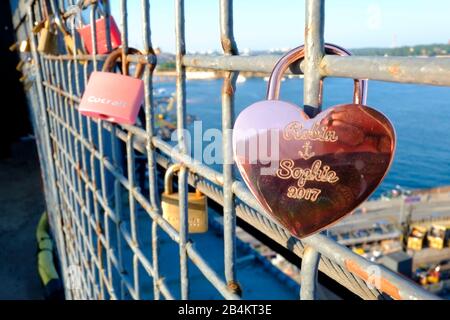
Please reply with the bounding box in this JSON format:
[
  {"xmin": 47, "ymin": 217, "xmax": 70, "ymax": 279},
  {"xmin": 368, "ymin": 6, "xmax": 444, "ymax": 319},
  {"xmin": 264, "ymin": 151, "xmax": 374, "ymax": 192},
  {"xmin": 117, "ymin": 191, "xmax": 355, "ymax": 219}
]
[
  {"xmin": 162, "ymin": 164, "xmax": 208, "ymax": 233},
  {"xmin": 78, "ymin": 47, "xmax": 146, "ymax": 125},
  {"xmin": 19, "ymin": 39, "xmax": 31, "ymax": 53},
  {"xmin": 76, "ymin": 1, "xmax": 122, "ymax": 54},
  {"xmin": 32, "ymin": 19, "xmax": 46, "ymax": 34},
  {"xmin": 8, "ymin": 39, "xmax": 30, "ymax": 53},
  {"xmin": 16, "ymin": 60, "xmax": 25, "ymax": 72},
  {"xmin": 37, "ymin": 18, "xmax": 59, "ymax": 54}
]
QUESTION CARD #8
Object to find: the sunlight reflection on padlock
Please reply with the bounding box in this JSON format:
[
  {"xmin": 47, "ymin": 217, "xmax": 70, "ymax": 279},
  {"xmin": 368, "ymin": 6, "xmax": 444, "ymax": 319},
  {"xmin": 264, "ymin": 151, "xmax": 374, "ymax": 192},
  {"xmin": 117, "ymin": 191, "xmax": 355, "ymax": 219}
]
[
  {"xmin": 233, "ymin": 43, "xmax": 396, "ymax": 239},
  {"xmin": 162, "ymin": 164, "xmax": 208, "ymax": 234},
  {"xmin": 78, "ymin": 48, "xmax": 147, "ymax": 125}
]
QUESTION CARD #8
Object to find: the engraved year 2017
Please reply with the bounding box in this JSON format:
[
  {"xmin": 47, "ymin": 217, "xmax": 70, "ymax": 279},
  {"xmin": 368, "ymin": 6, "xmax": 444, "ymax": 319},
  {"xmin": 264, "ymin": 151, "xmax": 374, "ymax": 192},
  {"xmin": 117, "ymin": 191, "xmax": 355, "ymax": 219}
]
[{"xmin": 287, "ymin": 186, "xmax": 321, "ymax": 201}]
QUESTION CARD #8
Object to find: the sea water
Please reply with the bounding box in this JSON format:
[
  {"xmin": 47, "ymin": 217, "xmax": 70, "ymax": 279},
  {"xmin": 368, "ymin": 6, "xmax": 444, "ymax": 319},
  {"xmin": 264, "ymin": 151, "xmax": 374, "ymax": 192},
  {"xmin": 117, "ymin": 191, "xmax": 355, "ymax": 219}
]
[{"xmin": 155, "ymin": 77, "xmax": 450, "ymax": 198}]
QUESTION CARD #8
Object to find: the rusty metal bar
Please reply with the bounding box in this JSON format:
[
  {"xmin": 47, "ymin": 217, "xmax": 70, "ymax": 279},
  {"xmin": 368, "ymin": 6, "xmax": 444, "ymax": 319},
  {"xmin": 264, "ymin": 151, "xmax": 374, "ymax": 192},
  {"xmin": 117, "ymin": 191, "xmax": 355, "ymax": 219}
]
[
  {"xmin": 175, "ymin": 0, "xmax": 189, "ymax": 300},
  {"xmin": 14, "ymin": 0, "xmax": 444, "ymax": 302},
  {"xmin": 27, "ymin": 2, "xmax": 71, "ymax": 299},
  {"xmin": 320, "ymin": 55, "xmax": 450, "ymax": 87},
  {"xmin": 220, "ymin": 0, "xmax": 240, "ymax": 296},
  {"xmin": 298, "ymin": 0, "xmax": 325, "ymax": 299},
  {"xmin": 141, "ymin": 0, "xmax": 162, "ymax": 301},
  {"xmin": 182, "ymin": 54, "xmax": 450, "ymax": 87},
  {"xmin": 304, "ymin": 0, "xmax": 324, "ymax": 116},
  {"xmin": 300, "ymin": 246, "xmax": 321, "ymax": 300}
]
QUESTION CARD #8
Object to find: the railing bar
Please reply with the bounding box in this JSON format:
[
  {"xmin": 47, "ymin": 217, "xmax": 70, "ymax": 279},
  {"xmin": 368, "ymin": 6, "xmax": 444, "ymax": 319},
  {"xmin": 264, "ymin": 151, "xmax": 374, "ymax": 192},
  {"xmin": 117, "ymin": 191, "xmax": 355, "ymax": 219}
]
[
  {"xmin": 219, "ymin": 0, "xmax": 240, "ymax": 296},
  {"xmin": 118, "ymin": 223, "xmax": 175, "ymax": 300},
  {"xmin": 18, "ymin": 0, "xmax": 442, "ymax": 301},
  {"xmin": 300, "ymin": 246, "xmax": 321, "ymax": 300},
  {"xmin": 109, "ymin": 121, "xmax": 126, "ymax": 299},
  {"xmin": 296, "ymin": 0, "xmax": 325, "ymax": 300},
  {"xmin": 102, "ymin": 0, "xmax": 113, "ymax": 53},
  {"xmin": 321, "ymin": 55, "xmax": 450, "ymax": 87},
  {"xmin": 56, "ymin": 176, "xmax": 117, "ymax": 298},
  {"xmin": 42, "ymin": 91, "xmax": 447, "ymax": 300},
  {"xmin": 303, "ymin": 0, "xmax": 324, "ymax": 116},
  {"xmin": 175, "ymin": 0, "xmax": 189, "ymax": 300},
  {"xmin": 120, "ymin": 0, "xmax": 128, "ymax": 71},
  {"xmin": 141, "ymin": 0, "xmax": 162, "ymax": 301},
  {"xmin": 90, "ymin": 2, "xmax": 98, "ymax": 69},
  {"xmin": 182, "ymin": 54, "xmax": 450, "ymax": 87},
  {"xmin": 47, "ymin": 110, "xmax": 183, "ymax": 244},
  {"xmin": 126, "ymin": 132, "xmax": 141, "ymax": 299},
  {"xmin": 60, "ymin": 58, "xmax": 86, "ymax": 284},
  {"xmin": 89, "ymin": 2, "xmax": 115, "ymax": 295},
  {"xmin": 27, "ymin": 6, "xmax": 71, "ymax": 298},
  {"xmin": 55, "ymin": 163, "xmax": 132, "ymax": 301},
  {"xmin": 186, "ymin": 243, "xmax": 241, "ymax": 300},
  {"xmin": 53, "ymin": 122, "xmax": 234, "ymax": 300}
]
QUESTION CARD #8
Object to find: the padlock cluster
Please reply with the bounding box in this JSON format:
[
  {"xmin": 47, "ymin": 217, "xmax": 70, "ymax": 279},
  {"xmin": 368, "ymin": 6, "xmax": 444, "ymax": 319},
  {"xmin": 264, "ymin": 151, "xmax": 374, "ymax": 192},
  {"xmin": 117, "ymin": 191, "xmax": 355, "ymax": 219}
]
[{"xmin": 32, "ymin": 0, "xmax": 121, "ymax": 56}]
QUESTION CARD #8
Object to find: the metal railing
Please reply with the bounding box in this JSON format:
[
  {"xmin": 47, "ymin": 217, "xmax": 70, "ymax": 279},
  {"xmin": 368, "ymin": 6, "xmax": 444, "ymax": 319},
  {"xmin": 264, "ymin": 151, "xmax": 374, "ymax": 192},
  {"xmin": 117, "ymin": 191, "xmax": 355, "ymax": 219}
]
[{"xmin": 11, "ymin": 0, "xmax": 447, "ymax": 300}]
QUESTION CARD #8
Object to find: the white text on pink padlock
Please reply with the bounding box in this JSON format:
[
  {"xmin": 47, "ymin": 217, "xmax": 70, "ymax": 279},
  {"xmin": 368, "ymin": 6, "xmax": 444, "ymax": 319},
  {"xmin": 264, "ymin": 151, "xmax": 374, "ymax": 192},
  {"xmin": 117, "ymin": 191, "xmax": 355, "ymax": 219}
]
[{"xmin": 79, "ymin": 71, "xmax": 144, "ymax": 125}]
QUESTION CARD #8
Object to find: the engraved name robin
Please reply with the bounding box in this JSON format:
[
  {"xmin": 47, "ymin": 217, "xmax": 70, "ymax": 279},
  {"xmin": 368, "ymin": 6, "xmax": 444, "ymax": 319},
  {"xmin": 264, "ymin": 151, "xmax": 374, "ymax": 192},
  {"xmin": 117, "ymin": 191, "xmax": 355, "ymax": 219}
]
[{"xmin": 283, "ymin": 121, "xmax": 338, "ymax": 142}]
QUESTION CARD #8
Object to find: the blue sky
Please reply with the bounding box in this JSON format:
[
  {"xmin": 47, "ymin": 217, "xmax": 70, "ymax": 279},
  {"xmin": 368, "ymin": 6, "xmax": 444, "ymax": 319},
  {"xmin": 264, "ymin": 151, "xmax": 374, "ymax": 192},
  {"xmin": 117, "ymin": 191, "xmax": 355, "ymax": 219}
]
[{"xmin": 110, "ymin": 0, "xmax": 450, "ymax": 53}]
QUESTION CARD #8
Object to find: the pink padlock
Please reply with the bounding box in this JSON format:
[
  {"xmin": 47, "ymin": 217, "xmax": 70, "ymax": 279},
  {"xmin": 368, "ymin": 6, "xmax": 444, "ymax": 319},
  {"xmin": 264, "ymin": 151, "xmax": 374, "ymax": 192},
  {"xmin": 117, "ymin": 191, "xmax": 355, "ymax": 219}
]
[
  {"xmin": 78, "ymin": 48, "xmax": 146, "ymax": 125},
  {"xmin": 77, "ymin": 16, "xmax": 122, "ymax": 54},
  {"xmin": 76, "ymin": 1, "xmax": 122, "ymax": 54}
]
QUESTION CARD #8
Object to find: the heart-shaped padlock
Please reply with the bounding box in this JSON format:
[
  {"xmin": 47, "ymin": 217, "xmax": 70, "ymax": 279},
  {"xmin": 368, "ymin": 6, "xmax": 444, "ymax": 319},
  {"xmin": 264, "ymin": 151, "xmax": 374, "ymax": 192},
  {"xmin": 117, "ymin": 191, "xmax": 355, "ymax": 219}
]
[{"xmin": 233, "ymin": 43, "xmax": 396, "ymax": 239}]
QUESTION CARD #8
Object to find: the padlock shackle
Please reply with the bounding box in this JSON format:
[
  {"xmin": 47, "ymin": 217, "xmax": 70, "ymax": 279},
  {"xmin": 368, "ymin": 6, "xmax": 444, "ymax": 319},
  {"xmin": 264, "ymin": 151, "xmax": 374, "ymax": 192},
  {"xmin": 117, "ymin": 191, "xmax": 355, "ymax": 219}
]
[
  {"xmin": 76, "ymin": 0, "xmax": 107, "ymax": 26},
  {"xmin": 163, "ymin": 163, "xmax": 203, "ymax": 196},
  {"xmin": 42, "ymin": 0, "xmax": 51, "ymax": 20},
  {"xmin": 102, "ymin": 47, "xmax": 146, "ymax": 79},
  {"xmin": 266, "ymin": 43, "xmax": 368, "ymax": 105},
  {"xmin": 164, "ymin": 163, "xmax": 182, "ymax": 195}
]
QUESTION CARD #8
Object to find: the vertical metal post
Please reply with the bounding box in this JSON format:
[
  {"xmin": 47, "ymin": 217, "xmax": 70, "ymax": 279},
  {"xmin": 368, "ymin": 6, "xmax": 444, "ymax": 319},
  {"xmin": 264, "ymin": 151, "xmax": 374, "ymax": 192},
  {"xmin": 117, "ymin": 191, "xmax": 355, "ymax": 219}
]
[
  {"xmin": 303, "ymin": 0, "xmax": 325, "ymax": 117},
  {"xmin": 219, "ymin": 0, "xmax": 240, "ymax": 296},
  {"xmin": 120, "ymin": 0, "xmax": 128, "ymax": 72},
  {"xmin": 27, "ymin": 3, "xmax": 71, "ymax": 300},
  {"xmin": 90, "ymin": 0, "xmax": 112, "ymax": 298},
  {"xmin": 299, "ymin": 0, "xmax": 325, "ymax": 300},
  {"xmin": 300, "ymin": 246, "xmax": 321, "ymax": 300},
  {"xmin": 102, "ymin": 0, "xmax": 113, "ymax": 53},
  {"xmin": 119, "ymin": 0, "xmax": 131, "ymax": 299},
  {"xmin": 175, "ymin": 0, "xmax": 189, "ymax": 300},
  {"xmin": 126, "ymin": 133, "xmax": 140, "ymax": 299},
  {"xmin": 98, "ymin": 0, "xmax": 125, "ymax": 299},
  {"xmin": 141, "ymin": 0, "xmax": 162, "ymax": 300}
]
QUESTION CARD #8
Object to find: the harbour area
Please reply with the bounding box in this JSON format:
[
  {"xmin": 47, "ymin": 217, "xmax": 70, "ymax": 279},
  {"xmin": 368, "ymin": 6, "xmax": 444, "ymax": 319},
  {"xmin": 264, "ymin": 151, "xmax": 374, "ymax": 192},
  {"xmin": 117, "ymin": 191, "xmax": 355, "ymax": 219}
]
[
  {"xmin": 147, "ymin": 83, "xmax": 450, "ymax": 299},
  {"xmin": 6, "ymin": 0, "xmax": 450, "ymax": 303},
  {"xmin": 251, "ymin": 185, "xmax": 450, "ymax": 299}
]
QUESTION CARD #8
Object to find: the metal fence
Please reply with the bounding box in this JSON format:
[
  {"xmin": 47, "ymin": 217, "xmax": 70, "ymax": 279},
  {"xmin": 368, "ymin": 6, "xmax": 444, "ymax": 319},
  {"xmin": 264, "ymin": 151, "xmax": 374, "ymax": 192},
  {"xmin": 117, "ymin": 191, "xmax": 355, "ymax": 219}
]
[{"xmin": 11, "ymin": 0, "xmax": 448, "ymax": 300}]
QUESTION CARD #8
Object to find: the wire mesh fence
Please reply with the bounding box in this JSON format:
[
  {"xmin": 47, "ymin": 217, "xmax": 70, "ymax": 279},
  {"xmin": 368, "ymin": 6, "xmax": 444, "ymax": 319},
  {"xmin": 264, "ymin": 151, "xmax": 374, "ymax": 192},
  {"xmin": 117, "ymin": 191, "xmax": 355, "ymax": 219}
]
[{"xmin": 10, "ymin": 0, "xmax": 447, "ymax": 300}]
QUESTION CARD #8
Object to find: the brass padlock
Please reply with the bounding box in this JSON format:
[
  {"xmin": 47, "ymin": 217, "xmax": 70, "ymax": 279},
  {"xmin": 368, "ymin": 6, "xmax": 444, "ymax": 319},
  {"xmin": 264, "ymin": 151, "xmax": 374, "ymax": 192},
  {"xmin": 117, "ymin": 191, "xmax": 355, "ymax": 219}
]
[
  {"xmin": 16, "ymin": 60, "xmax": 25, "ymax": 71},
  {"xmin": 37, "ymin": 18, "xmax": 58, "ymax": 54},
  {"xmin": 162, "ymin": 164, "xmax": 208, "ymax": 233},
  {"xmin": 32, "ymin": 20, "xmax": 46, "ymax": 34},
  {"xmin": 10, "ymin": 39, "xmax": 30, "ymax": 53},
  {"xmin": 19, "ymin": 39, "xmax": 30, "ymax": 53}
]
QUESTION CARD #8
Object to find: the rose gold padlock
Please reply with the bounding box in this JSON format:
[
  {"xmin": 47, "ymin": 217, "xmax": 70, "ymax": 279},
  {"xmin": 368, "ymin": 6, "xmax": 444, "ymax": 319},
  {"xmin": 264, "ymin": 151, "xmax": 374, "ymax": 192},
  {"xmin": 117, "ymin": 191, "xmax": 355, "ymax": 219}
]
[
  {"xmin": 233, "ymin": 43, "xmax": 396, "ymax": 239},
  {"xmin": 78, "ymin": 48, "xmax": 146, "ymax": 125}
]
